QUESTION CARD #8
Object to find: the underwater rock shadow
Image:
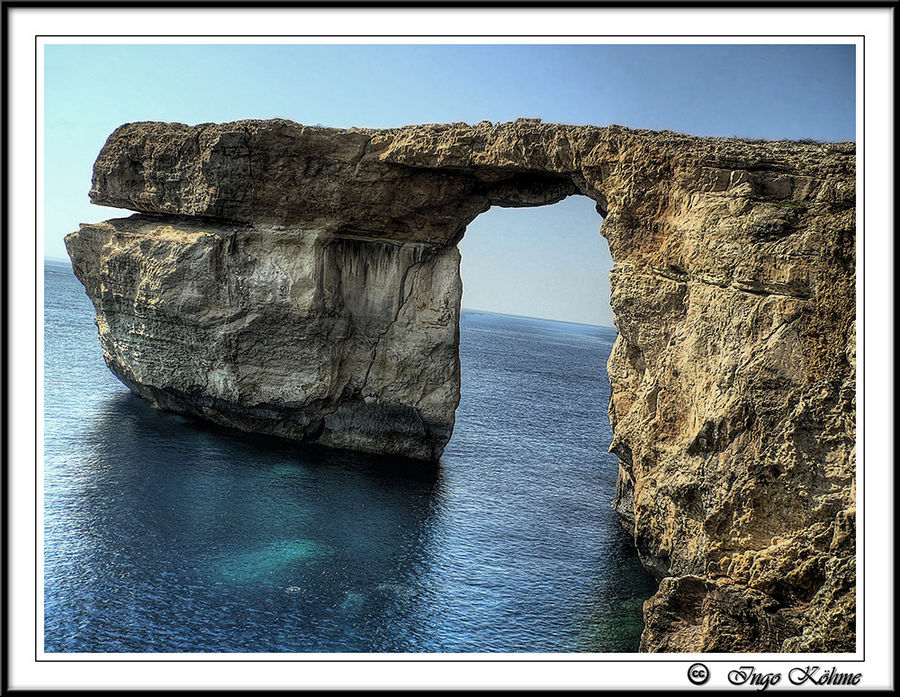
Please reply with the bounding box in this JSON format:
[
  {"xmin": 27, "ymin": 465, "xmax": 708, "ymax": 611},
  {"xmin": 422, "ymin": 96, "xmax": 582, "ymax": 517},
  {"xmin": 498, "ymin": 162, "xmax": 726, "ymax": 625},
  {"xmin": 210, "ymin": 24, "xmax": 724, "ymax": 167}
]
[{"xmin": 45, "ymin": 390, "xmax": 447, "ymax": 650}]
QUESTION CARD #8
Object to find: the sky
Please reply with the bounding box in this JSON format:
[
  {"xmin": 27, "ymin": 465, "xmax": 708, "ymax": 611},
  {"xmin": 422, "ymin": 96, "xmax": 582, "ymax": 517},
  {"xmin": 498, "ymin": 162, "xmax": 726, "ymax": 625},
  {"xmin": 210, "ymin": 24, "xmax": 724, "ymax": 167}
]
[{"xmin": 44, "ymin": 43, "xmax": 855, "ymax": 326}]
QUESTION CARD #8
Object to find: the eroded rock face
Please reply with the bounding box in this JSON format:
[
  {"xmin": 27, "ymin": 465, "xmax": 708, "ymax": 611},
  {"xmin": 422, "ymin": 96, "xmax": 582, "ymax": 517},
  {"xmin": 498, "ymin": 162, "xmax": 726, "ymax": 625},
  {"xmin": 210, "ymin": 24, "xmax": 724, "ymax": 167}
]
[
  {"xmin": 67, "ymin": 214, "xmax": 461, "ymax": 460},
  {"xmin": 66, "ymin": 118, "xmax": 856, "ymax": 652}
]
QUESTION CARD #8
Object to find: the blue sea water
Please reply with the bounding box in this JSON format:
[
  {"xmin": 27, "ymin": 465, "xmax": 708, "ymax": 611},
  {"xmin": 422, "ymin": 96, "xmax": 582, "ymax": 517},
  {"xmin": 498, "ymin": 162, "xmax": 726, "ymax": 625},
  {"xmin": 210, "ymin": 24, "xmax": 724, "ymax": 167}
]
[{"xmin": 43, "ymin": 259, "xmax": 656, "ymax": 653}]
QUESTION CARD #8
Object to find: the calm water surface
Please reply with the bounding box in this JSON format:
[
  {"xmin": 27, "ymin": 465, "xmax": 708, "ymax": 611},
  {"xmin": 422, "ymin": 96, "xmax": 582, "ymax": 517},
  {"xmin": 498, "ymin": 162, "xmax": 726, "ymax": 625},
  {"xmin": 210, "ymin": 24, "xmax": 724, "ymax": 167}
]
[{"xmin": 44, "ymin": 259, "xmax": 656, "ymax": 653}]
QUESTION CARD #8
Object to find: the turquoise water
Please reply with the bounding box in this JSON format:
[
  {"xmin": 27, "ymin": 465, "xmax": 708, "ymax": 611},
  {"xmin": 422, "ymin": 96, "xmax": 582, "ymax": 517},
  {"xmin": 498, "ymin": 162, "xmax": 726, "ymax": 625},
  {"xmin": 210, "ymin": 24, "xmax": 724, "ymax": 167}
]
[{"xmin": 43, "ymin": 259, "xmax": 656, "ymax": 653}]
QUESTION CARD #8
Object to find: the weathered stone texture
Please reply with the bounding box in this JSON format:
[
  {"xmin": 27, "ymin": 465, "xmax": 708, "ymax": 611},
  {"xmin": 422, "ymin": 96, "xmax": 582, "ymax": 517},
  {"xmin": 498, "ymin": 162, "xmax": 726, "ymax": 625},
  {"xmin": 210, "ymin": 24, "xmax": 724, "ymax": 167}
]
[
  {"xmin": 67, "ymin": 118, "xmax": 855, "ymax": 653},
  {"xmin": 67, "ymin": 214, "xmax": 460, "ymax": 460}
]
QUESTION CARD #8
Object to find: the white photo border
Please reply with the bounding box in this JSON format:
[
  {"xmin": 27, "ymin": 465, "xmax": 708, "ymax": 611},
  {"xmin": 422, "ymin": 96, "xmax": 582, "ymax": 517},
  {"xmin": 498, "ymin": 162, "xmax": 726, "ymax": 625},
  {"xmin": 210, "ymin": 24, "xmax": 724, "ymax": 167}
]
[{"xmin": 5, "ymin": 4, "xmax": 894, "ymax": 691}]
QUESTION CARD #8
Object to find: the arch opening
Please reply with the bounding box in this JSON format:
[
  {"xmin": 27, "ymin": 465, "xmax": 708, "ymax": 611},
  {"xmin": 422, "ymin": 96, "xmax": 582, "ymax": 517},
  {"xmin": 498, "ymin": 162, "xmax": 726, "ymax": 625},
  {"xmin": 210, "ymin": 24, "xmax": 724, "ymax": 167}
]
[
  {"xmin": 457, "ymin": 194, "xmax": 611, "ymax": 327},
  {"xmin": 440, "ymin": 195, "xmax": 658, "ymax": 651}
]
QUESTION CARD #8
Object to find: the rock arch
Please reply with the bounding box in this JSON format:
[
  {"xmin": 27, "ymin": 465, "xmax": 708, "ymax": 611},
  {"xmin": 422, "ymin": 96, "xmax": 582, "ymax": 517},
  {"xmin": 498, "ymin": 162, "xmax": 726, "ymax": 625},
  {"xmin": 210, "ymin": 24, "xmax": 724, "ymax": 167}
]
[{"xmin": 66, "ymin": 118, "xmax": 856, "ymax": 652}]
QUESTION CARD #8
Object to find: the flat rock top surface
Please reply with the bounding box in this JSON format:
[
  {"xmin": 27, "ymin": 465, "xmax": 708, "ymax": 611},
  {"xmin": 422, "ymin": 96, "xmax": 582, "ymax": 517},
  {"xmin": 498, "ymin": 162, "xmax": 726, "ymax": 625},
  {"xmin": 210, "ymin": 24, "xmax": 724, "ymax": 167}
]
[{"xmin": 89, "ymin": 118, "xmax": 855, "ymax": 239}]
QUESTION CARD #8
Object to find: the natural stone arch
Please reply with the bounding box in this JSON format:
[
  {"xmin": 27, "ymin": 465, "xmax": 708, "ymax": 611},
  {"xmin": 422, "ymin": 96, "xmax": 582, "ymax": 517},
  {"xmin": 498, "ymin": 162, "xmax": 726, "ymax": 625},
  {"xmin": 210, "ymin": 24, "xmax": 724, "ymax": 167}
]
[{"xmin": 66, "ymin": 118, "xmax": 856, "ymax": 653}]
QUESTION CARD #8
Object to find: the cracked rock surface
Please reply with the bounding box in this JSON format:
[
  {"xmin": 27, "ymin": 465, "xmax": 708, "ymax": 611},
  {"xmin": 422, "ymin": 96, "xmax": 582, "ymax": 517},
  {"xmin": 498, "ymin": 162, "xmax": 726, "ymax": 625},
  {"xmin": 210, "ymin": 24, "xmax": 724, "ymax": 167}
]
[{"xmin": 67, "ymin": 118, "xmax": 855, "ymax": 652}]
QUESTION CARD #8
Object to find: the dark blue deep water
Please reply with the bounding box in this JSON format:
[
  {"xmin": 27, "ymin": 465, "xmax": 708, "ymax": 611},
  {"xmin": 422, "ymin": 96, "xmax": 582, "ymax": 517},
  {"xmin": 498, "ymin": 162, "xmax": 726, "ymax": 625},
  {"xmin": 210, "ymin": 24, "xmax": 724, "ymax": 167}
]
[{"xmin": 44, "ymin": 259, "xmax": 656, "ymax": 653}]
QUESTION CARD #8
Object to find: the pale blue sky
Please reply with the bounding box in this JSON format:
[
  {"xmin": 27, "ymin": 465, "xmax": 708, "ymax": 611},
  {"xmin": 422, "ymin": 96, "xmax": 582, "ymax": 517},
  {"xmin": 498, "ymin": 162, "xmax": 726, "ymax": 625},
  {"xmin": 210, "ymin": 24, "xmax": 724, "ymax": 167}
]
[{"xmin": 45, "ymin": 44, "xmax": 855, "ymax": 326}]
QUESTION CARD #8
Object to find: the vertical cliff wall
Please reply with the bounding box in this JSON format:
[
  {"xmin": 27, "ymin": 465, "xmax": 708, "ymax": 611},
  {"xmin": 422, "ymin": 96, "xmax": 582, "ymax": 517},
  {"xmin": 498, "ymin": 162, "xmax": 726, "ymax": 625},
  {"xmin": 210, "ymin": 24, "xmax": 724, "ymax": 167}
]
[
  {"xmin": 66, "ymin": 119, "xmax": 856, "ymax": 652},
  {"xmin": 67, "ymin": 216, "xmax": 461, "ymax": 459}
]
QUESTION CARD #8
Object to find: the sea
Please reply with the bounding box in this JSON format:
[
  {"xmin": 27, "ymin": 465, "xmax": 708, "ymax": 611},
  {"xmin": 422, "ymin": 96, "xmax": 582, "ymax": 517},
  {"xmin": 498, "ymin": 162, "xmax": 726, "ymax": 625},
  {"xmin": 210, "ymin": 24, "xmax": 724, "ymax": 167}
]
[{"xmin": 43, "ymin": 258, "xmax": 656, "ymax": 653}]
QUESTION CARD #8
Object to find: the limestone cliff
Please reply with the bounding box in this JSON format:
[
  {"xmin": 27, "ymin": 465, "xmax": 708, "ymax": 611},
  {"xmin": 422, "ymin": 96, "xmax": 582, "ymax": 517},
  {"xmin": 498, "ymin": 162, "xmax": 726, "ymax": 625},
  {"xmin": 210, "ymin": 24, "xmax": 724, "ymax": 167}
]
[{"xmin": 66, "ymin": 118, "xmax": 856, "ymax": 653}]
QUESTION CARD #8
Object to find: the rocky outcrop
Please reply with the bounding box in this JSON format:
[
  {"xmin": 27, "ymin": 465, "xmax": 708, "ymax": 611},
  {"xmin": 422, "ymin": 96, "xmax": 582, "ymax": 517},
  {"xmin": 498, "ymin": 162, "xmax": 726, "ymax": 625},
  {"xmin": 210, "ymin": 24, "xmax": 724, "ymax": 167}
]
[
  {"xmin": 66, "ymin": 118, "xmax": 856, "ymax": 652},
  {"xmin": 66, "ymin": 215, "xmax": 461, "ymax": 459}
]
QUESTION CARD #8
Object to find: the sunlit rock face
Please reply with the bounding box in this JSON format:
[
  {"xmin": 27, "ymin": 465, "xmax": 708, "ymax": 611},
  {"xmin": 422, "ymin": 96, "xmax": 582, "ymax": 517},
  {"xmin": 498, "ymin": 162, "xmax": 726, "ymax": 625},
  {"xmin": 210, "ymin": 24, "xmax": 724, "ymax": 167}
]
[
  {"xmin": 67, "ymin": 118, "xmax": 856, "ymax": 652},
  {"xmin": 67, "ymin": 215, "xmax": 461, "ymax": 460}
]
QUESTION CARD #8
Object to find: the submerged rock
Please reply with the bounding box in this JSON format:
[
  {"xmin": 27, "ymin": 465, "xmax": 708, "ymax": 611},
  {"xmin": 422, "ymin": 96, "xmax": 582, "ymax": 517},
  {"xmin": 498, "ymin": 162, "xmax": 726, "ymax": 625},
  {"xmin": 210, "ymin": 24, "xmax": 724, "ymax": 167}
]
[{"xmin": 66, "ymin": 118, "xmax": 855, "ymax": 652}]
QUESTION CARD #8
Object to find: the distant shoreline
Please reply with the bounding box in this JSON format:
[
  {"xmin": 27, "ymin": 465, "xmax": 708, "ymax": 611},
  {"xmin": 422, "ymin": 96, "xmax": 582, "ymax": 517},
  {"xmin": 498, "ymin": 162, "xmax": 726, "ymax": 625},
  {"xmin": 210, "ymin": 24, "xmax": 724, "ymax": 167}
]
[{"xmin": 462, "ymin": 307, "xmax": 615, "ymax": 331}]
